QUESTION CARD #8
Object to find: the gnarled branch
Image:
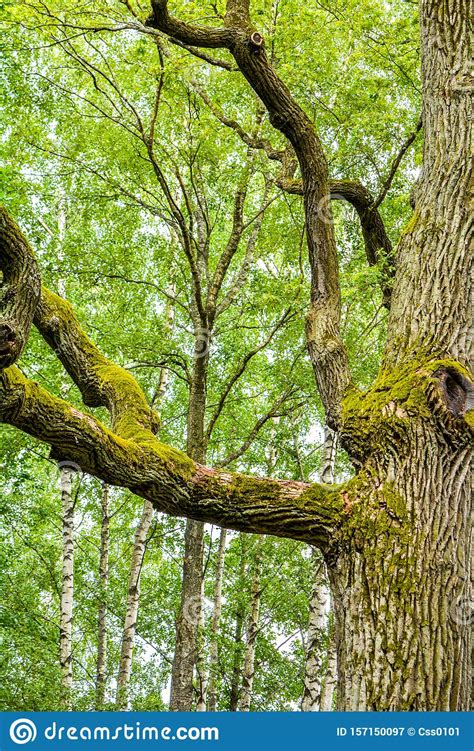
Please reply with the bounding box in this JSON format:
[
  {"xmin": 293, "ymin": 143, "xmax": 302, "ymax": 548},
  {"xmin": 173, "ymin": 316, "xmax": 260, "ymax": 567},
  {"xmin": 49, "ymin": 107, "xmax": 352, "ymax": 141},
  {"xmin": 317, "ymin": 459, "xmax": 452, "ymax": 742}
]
[
  {"xmin": 0, "ymin": 364, "xmax": 340, "ymax": 546},
  {"xmin": 148, "ymin": 0, "xmax": 353, "ymax": 428},
  {"xmin": 0, "ymin": 207, "xmax": 344, "ymax": 549},
  {"xmin": 0, "ymin": 208, "xmax": 41, "ymax": 368}
]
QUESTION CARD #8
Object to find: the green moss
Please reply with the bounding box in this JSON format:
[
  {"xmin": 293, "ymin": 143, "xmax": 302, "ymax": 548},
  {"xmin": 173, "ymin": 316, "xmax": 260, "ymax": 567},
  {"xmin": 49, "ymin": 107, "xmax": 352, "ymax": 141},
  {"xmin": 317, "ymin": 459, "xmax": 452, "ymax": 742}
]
[
  {"xmin": 383, "ymin": 482, "xmax": 408, "ymax": 520},
  {"xmin": 230, "ymin": 474, "xmax": 282, "ymax": 502},
  {"xmin": 341, "ymin": 355, "xmax": 473, "ymax": 457},
  {"xmin": 297, "ymin": 482, "xmax": 346, "ymax": 519},
  {"xmin": 400, "ymin": 209, "xmax": 419, "ymax": 237},
  {"xmin": 154, "ymin": 441, "xmax": 196, "ymax": 481}
]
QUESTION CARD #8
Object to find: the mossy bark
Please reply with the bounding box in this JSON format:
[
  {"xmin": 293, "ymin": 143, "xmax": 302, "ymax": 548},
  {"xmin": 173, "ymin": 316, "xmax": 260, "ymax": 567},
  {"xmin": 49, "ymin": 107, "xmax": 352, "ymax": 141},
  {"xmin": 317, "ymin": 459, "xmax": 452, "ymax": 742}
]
[{"xmin": 328, "ymin": 0, "xmax": 473, "ymax": 707}]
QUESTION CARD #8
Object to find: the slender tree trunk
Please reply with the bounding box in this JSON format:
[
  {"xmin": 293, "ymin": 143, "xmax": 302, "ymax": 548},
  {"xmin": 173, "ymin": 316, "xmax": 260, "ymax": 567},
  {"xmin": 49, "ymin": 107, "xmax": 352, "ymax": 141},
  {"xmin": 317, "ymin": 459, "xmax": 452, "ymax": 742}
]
[
  {"xmin": 196, "ymin": 576, "xmax": 208, "ymax": 712},
  {"xmin": 331, "ymin": 0, "xmax": 472, "ymax": 709},
  {"xmin": 95, "ymin": 482, "xmax": 110, "ymax": 710},
  {"xmin": 301, "ymin": 551, "xmax": 329, "ymax": 711},
  {"xmin": 116, "ymin": 499, "xmax": 154, "ymax": 710},
  {"xmin": 207, "ymin": 527, "xmax": 227, "ymax": 711},
  {"xmin": 239, "ymin": 535, "xmax": 263, "ymax": 712},
  {"xmin": 302, "ymin": 426, "xmax": 336, "ymax": 711},
  {"xmin": 320, "ymin": 617, "xmax": 337, "ymax": 711},
  {"xmin": 229, "ymin": 535, "xmax": 248, "ymax": 711},
  {"xmin": 59, "ymin": 464, "xmax": 75, "ymax": 710},
  {"xmin": 170, "ymin": 334, "xmax": 209, "ymax": 710}
]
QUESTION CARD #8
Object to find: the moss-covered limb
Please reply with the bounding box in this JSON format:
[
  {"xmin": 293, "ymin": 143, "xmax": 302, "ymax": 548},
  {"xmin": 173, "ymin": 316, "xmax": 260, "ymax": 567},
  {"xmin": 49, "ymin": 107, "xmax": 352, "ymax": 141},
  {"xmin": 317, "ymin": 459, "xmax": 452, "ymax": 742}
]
[
  {"xmin": 0, "ymin": 366, "xmax": 344, "ymax": 545},
  {"xmin": 340, "ymin": 355, "xmax": 474, "ymax": 462},
  {"xmin": 34, "ymin": 288, "xmax": 160, "ymax": 439},
  {"xmin": 0, "ymin": 207, "xmax": 41, "ymax": 368}
]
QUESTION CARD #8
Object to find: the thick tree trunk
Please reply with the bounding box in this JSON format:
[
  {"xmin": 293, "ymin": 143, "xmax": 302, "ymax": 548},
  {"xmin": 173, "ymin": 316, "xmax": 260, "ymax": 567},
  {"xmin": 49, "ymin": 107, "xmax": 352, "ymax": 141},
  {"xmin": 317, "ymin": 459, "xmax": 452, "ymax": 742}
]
[
  {"xmin": 1, "ymin": 0, "xmax": 472, "ymax": 715},
  {"xmin": 332, "ymin": 0, "xmax": 473, "ymax": 709},
  {"xmin": 239, "ymin": 535, "xmax": 263, "ymax": 712},
  {"xmin": 116, "ymin": 499, "xmax": 154, "ymax": 710},
  {"xmin": 59, "ymin": 464, "xmax": 75, "ymax": 710},
  {"xmin": 95, "ymin": 482, "xmax": 110, "ymax": 710}
]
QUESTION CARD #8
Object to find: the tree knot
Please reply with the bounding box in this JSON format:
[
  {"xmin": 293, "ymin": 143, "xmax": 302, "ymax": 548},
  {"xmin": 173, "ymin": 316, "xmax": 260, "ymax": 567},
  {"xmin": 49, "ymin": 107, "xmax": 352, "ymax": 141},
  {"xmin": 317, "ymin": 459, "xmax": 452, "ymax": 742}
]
[
  {"xmin": 434, "ymin": 367, "xmax": 474, "ymax": 418},
  {"xmin": 248, "ymin": 31, "xmax": 264, "ymax": 52}
]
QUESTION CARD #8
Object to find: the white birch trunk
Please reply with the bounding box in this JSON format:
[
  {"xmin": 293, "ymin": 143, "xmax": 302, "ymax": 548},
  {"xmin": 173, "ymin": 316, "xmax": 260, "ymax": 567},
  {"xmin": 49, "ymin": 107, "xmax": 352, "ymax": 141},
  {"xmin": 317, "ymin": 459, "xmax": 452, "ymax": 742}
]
[
  {"xmin": 206, "ymin": 527, "xmax": 227, "ymax": 711},
  {"xmin": 95, "ymin": 482, "xmax": 110, "ymax": 710},
  {"xmin": 239, "ymin": 536, "xmax": 263, "ymax": 712},
  {"xmin": 115, "ymin": 499, "xmax": 154, "ymax": 709},
  {"xmin": 320, "ymin": 619, "xmax": 337, "ymax": 711},
  {"xmin": 59, "ymin": 464, "xmax": 75, "ymax": 710},
  {"xmin": 301, "ymin": 551, "xmax": 329, "ymax": 711},
  {"xmin": 302, "ymin": 425, "xmax": 336, "ymax": 711}
]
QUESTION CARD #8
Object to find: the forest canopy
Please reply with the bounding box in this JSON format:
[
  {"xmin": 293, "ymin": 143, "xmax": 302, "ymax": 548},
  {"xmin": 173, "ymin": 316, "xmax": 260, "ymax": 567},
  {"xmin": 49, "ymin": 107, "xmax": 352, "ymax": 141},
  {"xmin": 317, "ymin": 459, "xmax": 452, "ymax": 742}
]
[{"xmin": 0, "ymin": 0, "xmax": 471, "ymax": 713}]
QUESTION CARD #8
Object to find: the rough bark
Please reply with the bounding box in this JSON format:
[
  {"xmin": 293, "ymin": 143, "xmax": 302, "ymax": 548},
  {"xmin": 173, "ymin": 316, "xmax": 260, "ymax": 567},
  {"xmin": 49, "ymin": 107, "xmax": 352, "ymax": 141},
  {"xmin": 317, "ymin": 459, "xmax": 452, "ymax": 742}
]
[
  {"xmin": 95, "ymin": 482, "xmax": 110, "ymax": 710},
  {"xmin": 329, "ymin": 0, "xmax": 473, "ymax": 710},
  {"xmin": 207, "ymin": 528, "xmax": 227, "ymax": 711},
  {"xmin": 116, "ymin": 499, "xmax": 154, "ymax": 710},
  {"xmin": 0, "ymin": 208, "xmax": 41, "ymax": 369},
  {"xmin": 59, "ymin": 464, "xmax": 75, "ymax": 710},
  {"xmin": 239, "ymin": 535, "xmax": 263, "ymax": 712}
]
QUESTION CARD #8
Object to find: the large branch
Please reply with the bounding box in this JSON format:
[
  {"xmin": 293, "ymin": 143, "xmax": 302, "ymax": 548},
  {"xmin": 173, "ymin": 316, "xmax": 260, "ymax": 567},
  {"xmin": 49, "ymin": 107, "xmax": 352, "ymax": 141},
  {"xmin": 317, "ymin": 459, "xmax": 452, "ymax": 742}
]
[
  {"xmin": 147, "ymin": 1, "xmax": 352, "ymax": 429},
  {"xmin": 148, "ymin": 2, "xmax": 236, "ymax": 48},
  {"xmin": 0, "ymin": 208, "xmax": 41, "ymax": 368},
  {"xmin": 0, "ymin": 207, "xmax": 344, "ymax": 548},
  {"xmin": 0, "ymin": 363, "xmax": 340, "ymax": 548},
  {"xmin": 191, "ymin": 88, "xmax": 393, "ymax": 305}
]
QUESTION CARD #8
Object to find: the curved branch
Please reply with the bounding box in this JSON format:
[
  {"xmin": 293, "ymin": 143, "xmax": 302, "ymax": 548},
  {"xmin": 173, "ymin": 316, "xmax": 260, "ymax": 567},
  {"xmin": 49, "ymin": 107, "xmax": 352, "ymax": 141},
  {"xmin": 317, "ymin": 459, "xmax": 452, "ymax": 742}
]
[
  {"xmin": 148, "ymin": 2, "xmax": 236, "ymax": 48},
  {"xmin": 148, "ymin": 0, "xmax": 353, "ymax": 429},
  {"xmin": 0, "ymin": 367, "xmax": 342, "ymax": 548},
  {"xmin": 191, "ymin": 86, "xmax": 399, "ymax": 308},
  {"xmin": 331, "ymin": 181, "xmax": 394, "ymax": 307},
  {"xmin": 33, "ymin": 288, "xmax": 160, "ymax": 440},
  {"xmin": 0, "ymin": 208, "xmax": 41, "ymax": 368},
  {"xmin": 0, "ymin": 207, "xmax": 343, "ymax": 548}
]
